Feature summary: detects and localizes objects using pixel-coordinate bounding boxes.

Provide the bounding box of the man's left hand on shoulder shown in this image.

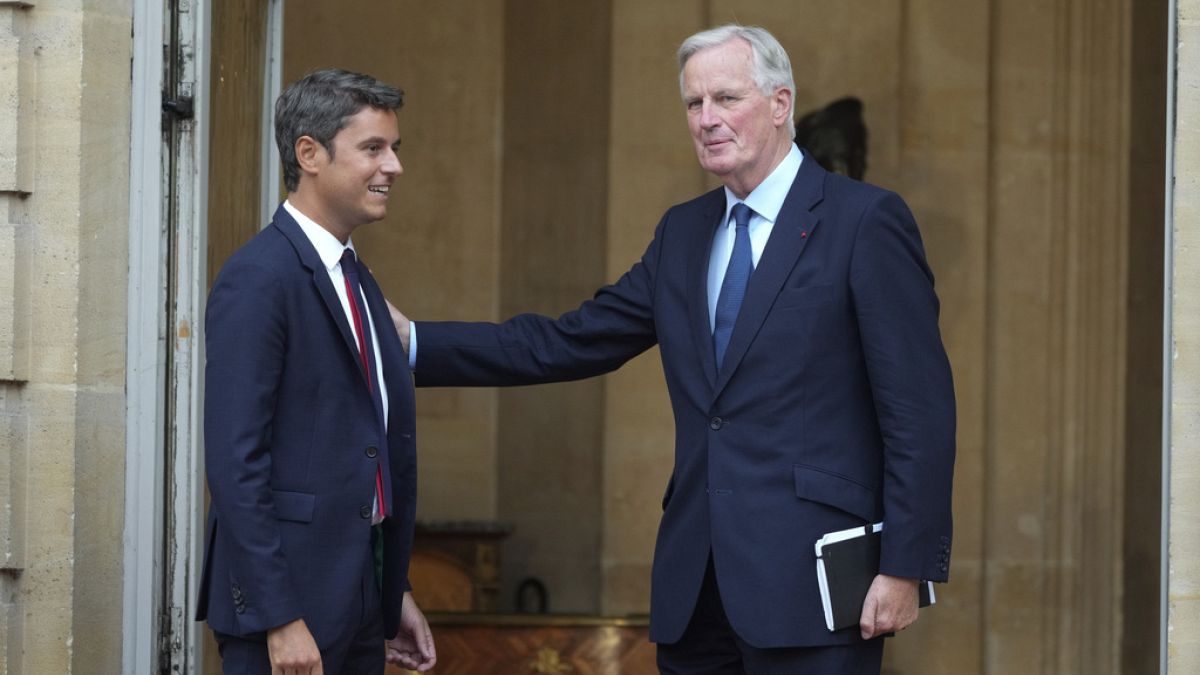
[859,574,920,640]
[386,592,437,672]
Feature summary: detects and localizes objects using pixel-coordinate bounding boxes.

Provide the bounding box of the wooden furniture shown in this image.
[400,522,654,673]
[388,613,655,675]
[408,520,513,613]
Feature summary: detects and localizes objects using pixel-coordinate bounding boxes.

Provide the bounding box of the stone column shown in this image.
[0,2,34,670]
[1169,2,1200,671]
[0,0,132,672]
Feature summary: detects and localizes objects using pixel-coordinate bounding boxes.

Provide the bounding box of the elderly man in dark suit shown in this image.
[393,24,955,675]
[198,68,436,675]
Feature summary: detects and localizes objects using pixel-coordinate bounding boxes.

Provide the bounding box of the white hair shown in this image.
[677,24,797,139]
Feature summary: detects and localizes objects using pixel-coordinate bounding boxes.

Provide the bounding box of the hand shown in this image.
[859,574,920,640]
[386,592,437,672]
[386,299,411,355]
[266,618,323,674]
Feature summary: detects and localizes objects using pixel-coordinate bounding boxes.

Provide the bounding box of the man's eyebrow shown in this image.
[358,135,395,147]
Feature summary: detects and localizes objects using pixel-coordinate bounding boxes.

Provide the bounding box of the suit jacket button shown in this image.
[709,416,723,430]
[360,505,372,519]
[366,446,378,458]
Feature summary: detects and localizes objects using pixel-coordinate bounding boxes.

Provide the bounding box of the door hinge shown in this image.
[162,93,194,120]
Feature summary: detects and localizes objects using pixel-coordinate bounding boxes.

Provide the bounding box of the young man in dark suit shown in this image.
[198,68,436,675]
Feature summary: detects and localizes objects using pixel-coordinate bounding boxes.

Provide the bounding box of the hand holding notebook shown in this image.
[814,522,935,632]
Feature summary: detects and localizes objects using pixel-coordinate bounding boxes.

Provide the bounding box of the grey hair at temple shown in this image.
[274,68,405,192]
[677,24,797,139]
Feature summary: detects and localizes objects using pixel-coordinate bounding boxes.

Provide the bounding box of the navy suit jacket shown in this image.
[196,205,418,647]
[415,158,955,648]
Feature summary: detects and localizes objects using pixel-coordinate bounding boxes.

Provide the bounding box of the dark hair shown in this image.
[274,68,404,191]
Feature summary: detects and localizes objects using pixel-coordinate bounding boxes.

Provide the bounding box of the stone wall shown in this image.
[0,0,132,672]
[1171,2,1200,672]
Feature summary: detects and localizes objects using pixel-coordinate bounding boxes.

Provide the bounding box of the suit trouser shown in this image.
[214,543,385,674]
[656,555,885,675]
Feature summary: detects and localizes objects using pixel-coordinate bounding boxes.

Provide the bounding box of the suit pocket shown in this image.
[272,490,315,523]
[774,283,834,310]
[793,464,878,522]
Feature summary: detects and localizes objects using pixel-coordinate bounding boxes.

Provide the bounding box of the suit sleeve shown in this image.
[414,217,668,385]
[203,258,302,632]
[849,192,956,582]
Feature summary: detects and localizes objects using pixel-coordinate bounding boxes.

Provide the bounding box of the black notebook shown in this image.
[814,522,935,631]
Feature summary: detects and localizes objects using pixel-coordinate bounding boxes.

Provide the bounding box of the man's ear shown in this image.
[295,135,326,177]
[772,87,794,130]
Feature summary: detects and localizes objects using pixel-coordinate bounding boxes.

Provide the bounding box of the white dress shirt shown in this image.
[285,200,390,422]
[706,145,804,330]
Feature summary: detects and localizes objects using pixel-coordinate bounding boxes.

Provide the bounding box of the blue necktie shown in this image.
[714,203,754,369]
[340,249,392,524]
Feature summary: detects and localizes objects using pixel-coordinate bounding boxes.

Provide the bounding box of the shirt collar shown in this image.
[722,144,804,226]
[283,200,356,272]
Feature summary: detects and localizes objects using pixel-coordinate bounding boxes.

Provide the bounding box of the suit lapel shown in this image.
[712,159,826,398]
[348,260,408,513]
[358,263,414,428]
[687,191,727,390]
[271,205,365,383]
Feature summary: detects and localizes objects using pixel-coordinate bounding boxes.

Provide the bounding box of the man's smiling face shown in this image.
[306,105,403,238]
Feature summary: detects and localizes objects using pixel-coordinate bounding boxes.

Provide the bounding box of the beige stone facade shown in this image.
[0,0,133,671]
[0,0,1196,672]
[1171,2,1200,672]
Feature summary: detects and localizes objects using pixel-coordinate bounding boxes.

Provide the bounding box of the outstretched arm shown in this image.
[406,215,674,388]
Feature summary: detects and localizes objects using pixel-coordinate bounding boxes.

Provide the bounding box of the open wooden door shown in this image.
[202,1,281,672]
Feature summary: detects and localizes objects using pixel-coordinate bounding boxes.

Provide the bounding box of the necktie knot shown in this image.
[341,248,357,269]
[731,203,753,230]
